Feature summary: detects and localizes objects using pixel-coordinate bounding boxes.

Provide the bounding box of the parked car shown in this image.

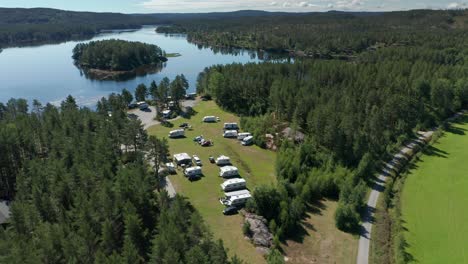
[201,140,213,147]
[179,123,189,128]
[194,135,204,143]
[209,156,215,163]
[193,155,202,166]
[223,206,239,215]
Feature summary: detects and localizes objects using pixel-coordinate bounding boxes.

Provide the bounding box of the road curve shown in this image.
[356,131,434,264]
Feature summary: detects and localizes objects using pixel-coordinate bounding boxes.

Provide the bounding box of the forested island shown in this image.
[72,39,167,80]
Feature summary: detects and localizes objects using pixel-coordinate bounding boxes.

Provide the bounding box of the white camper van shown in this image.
[215,155,231,166]
[224,193,252,207]
[203,116,217,123]
[237,132,252,140]
[219,166,239,178]
[184,166,202,179]
[168,129,185,138]
[220,178,246,192]
[223,130,238,138]
[223,123,239,130]
[242,136,254,146]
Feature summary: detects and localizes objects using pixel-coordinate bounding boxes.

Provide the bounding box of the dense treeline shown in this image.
[0,96,239,263]
[73,39,166,71]
[0,8,170,48]
[197,43,468,236]
[164,9,468,57]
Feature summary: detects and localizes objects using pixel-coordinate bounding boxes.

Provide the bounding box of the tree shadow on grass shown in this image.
[422,145,449,158]
[445,125,466,136]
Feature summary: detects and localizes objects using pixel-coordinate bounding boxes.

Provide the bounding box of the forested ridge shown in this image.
[0,96,240,263]
[72,40,167,72]
[196,35,468,238]
[162,9,468,57]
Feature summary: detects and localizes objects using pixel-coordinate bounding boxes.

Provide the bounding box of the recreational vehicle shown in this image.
[242,136,254,146]
[168,129,185,138]
[219,166,239,178]
[184,166,202,179]
[237,132,252,140]
[223,123,239,130]
[223,193,252,207]
[223,130,238,138]
[162,110,172,119]
[173,153,192,165]
[215,155,231,166]
[220,178,246,192]
[137,101,149,110]
[203,116,217,122]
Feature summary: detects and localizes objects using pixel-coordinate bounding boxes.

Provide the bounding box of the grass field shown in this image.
[147,100,277,264]
[401,115,468,264]
[282,199,358,264]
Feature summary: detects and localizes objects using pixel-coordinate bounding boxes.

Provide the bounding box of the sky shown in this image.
[0,0,467,13]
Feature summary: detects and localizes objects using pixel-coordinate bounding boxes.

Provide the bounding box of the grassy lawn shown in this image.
[282,199,358,264]
[147,100,276,264]
[401,115,468,264]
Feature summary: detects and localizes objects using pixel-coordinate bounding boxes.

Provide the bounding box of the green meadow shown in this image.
[401,115,468,264]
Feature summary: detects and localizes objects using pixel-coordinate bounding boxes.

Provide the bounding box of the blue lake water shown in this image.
[0,26,265,106]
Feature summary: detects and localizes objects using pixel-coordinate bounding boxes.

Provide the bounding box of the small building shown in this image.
[169,129,185,138]
[219,166,239,178]
[203,116,217,123]
[237,132,251,140]
[173,153,192,165]
[215,155,231,166]
[184,166,202,179]
[221,178,246,192]
[223,130,238,138]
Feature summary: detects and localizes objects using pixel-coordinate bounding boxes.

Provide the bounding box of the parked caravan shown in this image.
[215,155,231,166]
[223,189,251,200]
[184,166,202,179]
[220,178,246,192]
[173,153,192,165]
[137,101,149,110]
[203,116,217,123]
[162,110,172,119]
[242,136,254,146]
[219,166,239,178]
[223,130,238,138]
[168,129,185,138]
[223,123,239,130]
[237,132,252,140]
[224,193,252,207]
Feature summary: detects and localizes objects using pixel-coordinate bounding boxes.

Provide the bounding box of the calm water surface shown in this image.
[0,26,265,106]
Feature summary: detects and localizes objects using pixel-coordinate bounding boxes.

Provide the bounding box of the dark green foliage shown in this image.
[135,84,148,102]
[0,96,233,263]
[72,39,166,72]
[267,249,285,264]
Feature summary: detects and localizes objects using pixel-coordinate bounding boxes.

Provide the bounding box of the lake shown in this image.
[0,26,268,107]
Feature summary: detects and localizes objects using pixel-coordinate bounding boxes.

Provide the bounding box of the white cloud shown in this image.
[447,2,467,9]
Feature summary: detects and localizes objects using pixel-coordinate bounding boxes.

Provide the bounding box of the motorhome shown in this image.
[223,130,238,138]
[203,116,217,123]
[162,110,172,119]
[219,166,239,178]
[223,193,252,207]
[184,166,202,179]
[220,178,246,192]
[173,153,192,165]
[137,101,149,110]
[237,132,252,140]
[242,136,254,146]
[168,129,185,138]
[165,162,176,174]
[223,123,239,130]
[215,155,231,166]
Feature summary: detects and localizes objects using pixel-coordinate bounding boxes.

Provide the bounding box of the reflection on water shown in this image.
[0,26,287,107]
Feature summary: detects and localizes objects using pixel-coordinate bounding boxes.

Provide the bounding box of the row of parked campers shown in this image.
[169,129,185,138]
[220,189,252,207]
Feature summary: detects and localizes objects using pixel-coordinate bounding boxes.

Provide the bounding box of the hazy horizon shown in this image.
[0,0,466,14]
